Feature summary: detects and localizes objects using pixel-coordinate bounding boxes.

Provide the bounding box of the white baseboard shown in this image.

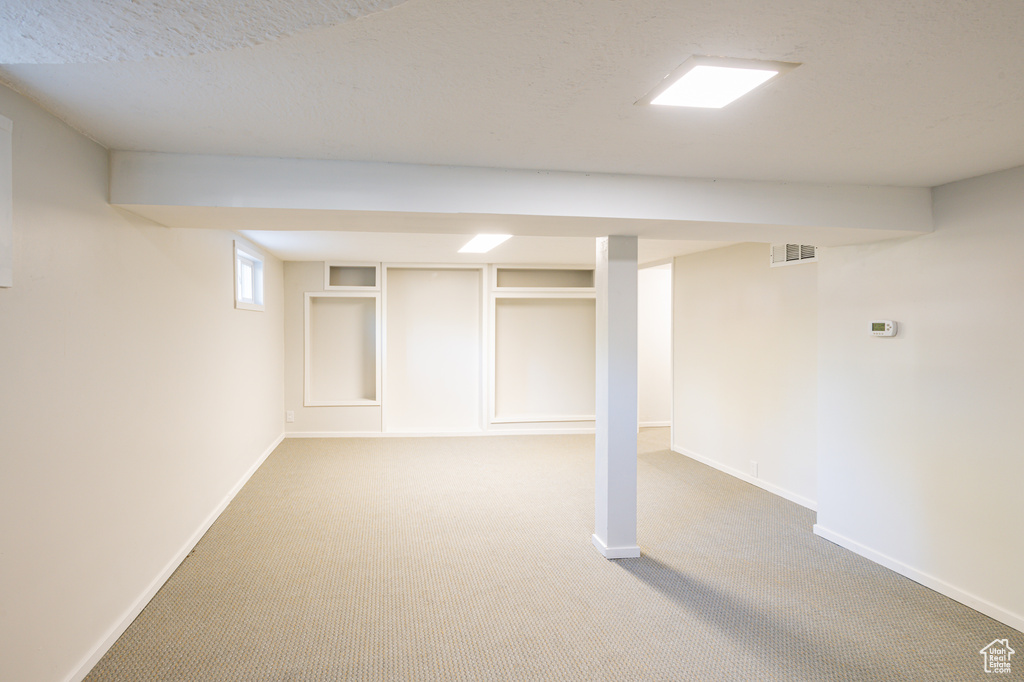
[670,444,817,511]
[287,427,596,438]
[483,427,596,436]
[591,534,641,559]
[639,421,671,428]
[490,414,595,424]
[813,524,1024,633]
[66,431,286,682]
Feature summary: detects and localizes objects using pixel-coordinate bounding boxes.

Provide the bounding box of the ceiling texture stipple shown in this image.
[0,0,410,63]
[1,0,1023,187]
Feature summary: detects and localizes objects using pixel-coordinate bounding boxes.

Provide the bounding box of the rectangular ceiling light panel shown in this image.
[459,234,512,253]
[638,56,799,109]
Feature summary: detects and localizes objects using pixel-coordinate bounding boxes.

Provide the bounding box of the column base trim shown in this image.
[592,534,641,559]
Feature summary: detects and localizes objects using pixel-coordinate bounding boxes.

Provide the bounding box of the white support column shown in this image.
[593,236,641,559]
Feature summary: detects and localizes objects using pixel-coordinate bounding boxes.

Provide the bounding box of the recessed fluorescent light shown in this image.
[637,56,799,109]
[653,65,777,108]
[459,234,512,253]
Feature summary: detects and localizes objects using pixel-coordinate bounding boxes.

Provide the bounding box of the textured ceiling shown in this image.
[2,0,1024,187]
[0,0,409,63]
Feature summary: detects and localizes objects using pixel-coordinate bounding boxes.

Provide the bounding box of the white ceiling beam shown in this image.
[110,151,932,239]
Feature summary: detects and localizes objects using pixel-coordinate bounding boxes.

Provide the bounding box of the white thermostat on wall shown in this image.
[870,320,898,337]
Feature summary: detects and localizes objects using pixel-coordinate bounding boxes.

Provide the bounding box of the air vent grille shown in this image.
[770,243,818,267]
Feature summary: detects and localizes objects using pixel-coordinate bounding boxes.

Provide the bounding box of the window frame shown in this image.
[234,241,265,312]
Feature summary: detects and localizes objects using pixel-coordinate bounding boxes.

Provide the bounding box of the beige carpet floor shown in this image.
[85,429,1019,680]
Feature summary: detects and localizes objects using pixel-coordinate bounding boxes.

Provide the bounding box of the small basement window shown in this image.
[234,242,264,311]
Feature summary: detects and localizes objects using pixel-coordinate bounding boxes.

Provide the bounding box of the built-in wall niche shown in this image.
[493,266,595,291]
[304,292,381,406]
[324,262,380,290]
[490,265,597,424]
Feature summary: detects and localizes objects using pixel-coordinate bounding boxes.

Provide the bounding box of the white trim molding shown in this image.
[491,263,596,293]
[323,261,380,291]
[303,291,382,407]
[233,240,265,311]
[489,276,597,429]
[491,414,596,424]
[286,426,597,438]
[591,534,641,560]
[380,263,487,434]
[67,432,286,682]
[813,525,1024,633]
[671,444,817,511]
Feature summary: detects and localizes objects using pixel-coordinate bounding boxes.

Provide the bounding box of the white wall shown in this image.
[385,267,482,432]
[0,85,285,682]
[287,260,597,435]
[284,261,382,433]
[638,264,672,426]
[0,112,11,286]
[672,243,817,508]
[816,165,1024,631]
[493,297,596,420]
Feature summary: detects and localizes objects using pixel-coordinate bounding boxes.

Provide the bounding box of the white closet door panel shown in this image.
[386,268,481,431]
